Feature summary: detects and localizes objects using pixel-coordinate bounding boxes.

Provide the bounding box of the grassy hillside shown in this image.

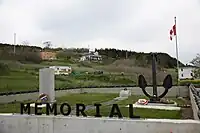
[0,59,178,93]
[0,43,179,93]
[0,43,184,68]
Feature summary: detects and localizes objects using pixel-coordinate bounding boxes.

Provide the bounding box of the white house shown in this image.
[178,67,195,80]
[80,56,86,61]
[80,51,102,62]
[49,66,72,75]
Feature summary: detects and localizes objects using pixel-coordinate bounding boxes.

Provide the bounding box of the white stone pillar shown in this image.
[39,68,55,103]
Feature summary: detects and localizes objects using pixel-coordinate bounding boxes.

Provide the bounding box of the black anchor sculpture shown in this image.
[138,53,173,102]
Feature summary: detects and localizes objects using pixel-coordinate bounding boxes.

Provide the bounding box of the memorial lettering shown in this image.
[109,104,122,118]
[94,103,102,117]
[46,103,57,115]
[76,103,87,117]
[20,103,140,118]
[60,103,71,116]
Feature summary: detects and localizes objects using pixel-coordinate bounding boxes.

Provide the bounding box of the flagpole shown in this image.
[174,16,180,96]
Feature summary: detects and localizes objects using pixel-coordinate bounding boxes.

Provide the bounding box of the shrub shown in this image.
[193,68,200,79]
[72,74,135,85]
[0,51,42,64]
[19,52,42,64]
[0,63,10,75]
[78,61,92,68]
[110,77,135,84]
[179,79,200,86]
[55,76,68,81]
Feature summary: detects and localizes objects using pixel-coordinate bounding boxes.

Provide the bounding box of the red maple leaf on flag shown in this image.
[169,25,176,40]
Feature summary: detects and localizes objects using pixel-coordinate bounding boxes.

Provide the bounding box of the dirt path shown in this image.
[70,97,127,115]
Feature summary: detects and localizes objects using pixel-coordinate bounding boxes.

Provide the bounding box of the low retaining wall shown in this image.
[80,86,188,97]
[0,86,189,103]
[189,84,200,120]
[0,114,200,133]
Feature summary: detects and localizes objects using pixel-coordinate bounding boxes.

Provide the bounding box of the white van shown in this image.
[49,66,72,75]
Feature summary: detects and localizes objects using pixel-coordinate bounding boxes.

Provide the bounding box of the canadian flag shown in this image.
[169,24,176,40]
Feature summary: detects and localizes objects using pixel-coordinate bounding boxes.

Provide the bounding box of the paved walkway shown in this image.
[125,104,181,110]
[70,97,128,115]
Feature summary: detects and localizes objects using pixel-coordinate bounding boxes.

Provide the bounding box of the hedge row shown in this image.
[179,79,200,86]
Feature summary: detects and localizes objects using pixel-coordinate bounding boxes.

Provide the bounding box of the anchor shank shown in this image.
[152,53,157,99]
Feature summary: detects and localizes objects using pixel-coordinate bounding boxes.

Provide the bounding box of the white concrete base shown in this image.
[125,104,181,110]
[29,103,54,108]
[30,103,47,108]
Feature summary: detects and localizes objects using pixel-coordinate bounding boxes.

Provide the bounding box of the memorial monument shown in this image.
[30,68,56,107]
[38,68,55,103]
[138,53,173,103]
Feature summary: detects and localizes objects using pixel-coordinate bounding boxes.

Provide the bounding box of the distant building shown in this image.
[40,51,57,60]
[49,66,72,75]
[178,66,196,80]
[80,51,102,62]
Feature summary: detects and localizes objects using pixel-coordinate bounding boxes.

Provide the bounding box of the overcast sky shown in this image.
[0,0,200,64]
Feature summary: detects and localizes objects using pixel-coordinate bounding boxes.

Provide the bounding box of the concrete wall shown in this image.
[0,114,200,133]
[0,86,189,103]
[80,86,189,97]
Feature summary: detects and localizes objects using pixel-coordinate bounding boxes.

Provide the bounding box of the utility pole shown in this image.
[13,33,16,54]
[126,51,128,59]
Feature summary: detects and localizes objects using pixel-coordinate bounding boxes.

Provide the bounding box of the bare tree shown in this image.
[190,54,200,78]
[43,41,52,48]
[190,54,200,67]
[21,40,30,46]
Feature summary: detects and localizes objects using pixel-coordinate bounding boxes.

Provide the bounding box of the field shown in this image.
[0,54,190,119]
[86,95,186,119]
[0,93,118,113]
[0,93,189,119]
[0,59,178,93]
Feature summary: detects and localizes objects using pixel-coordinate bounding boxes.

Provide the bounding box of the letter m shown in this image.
[20,103,31,114]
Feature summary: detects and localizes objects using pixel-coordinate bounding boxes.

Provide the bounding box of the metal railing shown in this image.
[189,84,200,120]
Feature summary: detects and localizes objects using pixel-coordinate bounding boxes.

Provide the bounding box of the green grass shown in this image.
[0,76,38,92]
[56,93,118,105]
[41,60,72,66]
[0,75,116,93]
[86,106,181,119]
[116,95,187,106]
[0,94,184,119]
[0,59,178,93]
[85,95,185,119]
[0,93,118,113]
[0,69,134,93]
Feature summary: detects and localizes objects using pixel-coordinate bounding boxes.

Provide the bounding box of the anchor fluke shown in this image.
[138,75,147,89]
[163,74,173,89]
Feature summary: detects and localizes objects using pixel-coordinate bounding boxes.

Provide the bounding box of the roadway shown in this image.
[0,86,188,103]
